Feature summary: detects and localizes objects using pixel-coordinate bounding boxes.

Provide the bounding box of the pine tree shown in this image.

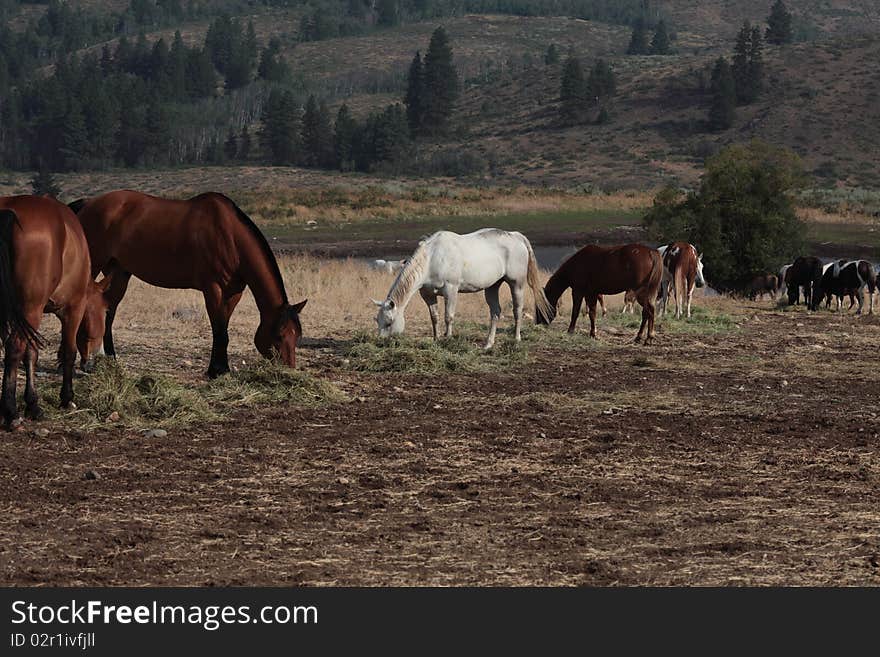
[627,18,649,55]
[60,100,88,171]
[650,19,670,55]
[143,99,170,166]
[559,54,586,124]
[258,38,289,82]
[748,24,765,100]
[708,57,736,131]
[766,0,794,45]
[186,48,217,99]
[404,51,425,135]
[168,31,188,100]
[224,128,238,161]
[732,22,755,104]
[586,59,616,101]
[544,43,560,65]
[239,125,251,160]
[301,95,333,168]
[260,88,300,165]
[373,103,410,163]
[377,0,399,27]
[84,87,117,166]
[422,27,459,135]
[30,161,62,198]
[334,103,357,171]
[245,20,258,63]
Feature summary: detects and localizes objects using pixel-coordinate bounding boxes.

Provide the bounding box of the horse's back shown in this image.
[564,243,659,295]
[429,229,528,290]
[77,190,239,287]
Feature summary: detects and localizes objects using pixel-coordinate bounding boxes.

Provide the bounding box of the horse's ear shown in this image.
[370,298,384,307]
[387,299,395,309]
[290,299,307,315]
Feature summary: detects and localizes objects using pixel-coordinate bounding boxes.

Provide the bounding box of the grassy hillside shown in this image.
[4,2,880,192]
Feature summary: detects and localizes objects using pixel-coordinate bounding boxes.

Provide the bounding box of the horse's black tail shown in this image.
[0,210,44,350]
[67,198,87,214]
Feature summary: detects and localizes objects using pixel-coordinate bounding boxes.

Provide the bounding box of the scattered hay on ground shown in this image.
[344,329,528,374]
[40,358,343,431]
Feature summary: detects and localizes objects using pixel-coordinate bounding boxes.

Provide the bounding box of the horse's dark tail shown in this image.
[67,198,87,214]
[0,210,44,349]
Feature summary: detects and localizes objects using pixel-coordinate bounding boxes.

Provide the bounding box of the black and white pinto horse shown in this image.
[818,259,875,314]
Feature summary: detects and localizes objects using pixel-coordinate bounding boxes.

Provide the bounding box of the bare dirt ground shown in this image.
[0,265,879,586]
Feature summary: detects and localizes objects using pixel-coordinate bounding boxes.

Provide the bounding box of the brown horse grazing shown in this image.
[536,244,663,344]
[69,191,307,377]
[0,196,110,428]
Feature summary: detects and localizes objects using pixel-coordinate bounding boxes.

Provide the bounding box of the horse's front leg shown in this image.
[568,290,584,334]
[101,266,132,358]
[419,288,439,340]
[203,285,243,378]
[686,282,694,319]
[59,306,79,409]
[483,283,502,349]
[442,285,459,338]
[586,295,598,339]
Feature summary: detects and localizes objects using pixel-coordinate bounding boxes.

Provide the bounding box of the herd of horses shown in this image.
[0,191,306,429]
[0,188,864,432]
[752,256,878,314]
[374,234,705,348]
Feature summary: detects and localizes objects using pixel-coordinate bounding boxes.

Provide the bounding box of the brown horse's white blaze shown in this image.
[0,196,110,429]
[537,243,663,344]
[659,242,705,319]
[70,191,307,378]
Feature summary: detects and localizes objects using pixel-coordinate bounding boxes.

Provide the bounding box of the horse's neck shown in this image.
[240,241,288,319]
[388,260,427,311]
[545,269,570,306]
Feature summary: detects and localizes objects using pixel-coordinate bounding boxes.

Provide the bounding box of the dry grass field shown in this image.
[1,256,879,585]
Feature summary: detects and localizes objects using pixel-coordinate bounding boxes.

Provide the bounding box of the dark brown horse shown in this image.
[536,243,663,344]
[69,191,307,377]
[0,196,109,428]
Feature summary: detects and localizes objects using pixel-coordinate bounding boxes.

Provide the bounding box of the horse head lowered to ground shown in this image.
[373,228,551,350]
[536,243,662,344]
[69,190,307,377]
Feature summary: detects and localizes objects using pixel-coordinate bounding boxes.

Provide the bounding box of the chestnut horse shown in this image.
[0,196,109,428]
[69,191,307,377]
[536,243,663,344]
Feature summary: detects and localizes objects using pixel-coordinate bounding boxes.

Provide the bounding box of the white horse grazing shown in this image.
[372,229,552,349]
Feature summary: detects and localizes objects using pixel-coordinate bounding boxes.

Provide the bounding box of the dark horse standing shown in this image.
[785,256,823,310]
[0,196,109,428]
[70,191,307,377]
[536,243,663,344]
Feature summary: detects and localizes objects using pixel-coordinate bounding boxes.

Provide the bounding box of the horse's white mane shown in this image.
[387,237,432,306]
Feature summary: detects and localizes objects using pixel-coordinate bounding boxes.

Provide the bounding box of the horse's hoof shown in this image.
[206,367,230,379]
[25,405,44,421]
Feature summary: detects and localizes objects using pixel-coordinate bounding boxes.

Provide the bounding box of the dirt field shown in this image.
[0,258,878,586]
